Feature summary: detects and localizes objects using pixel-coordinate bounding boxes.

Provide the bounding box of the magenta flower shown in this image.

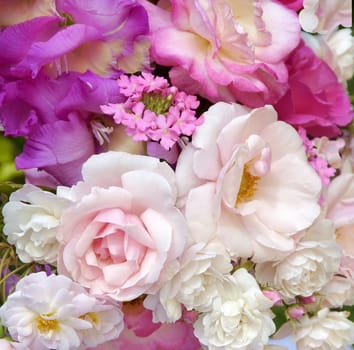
[138,0,301,107]
[0,71,123,186]
[275,41,353,138]
[0,0,149,79]
[91,299,201,350]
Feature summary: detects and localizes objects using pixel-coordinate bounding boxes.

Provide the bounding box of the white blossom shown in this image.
[294,308,354,349]
[193,268,275,350]
[144,240,232,322]
[256,218,341,299]
[0,272,124,350]
[2,184,70,264]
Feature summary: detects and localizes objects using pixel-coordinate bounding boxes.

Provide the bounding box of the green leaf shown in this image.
[272,305,289,332]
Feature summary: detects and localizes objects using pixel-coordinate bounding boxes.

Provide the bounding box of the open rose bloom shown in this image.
[0,0,354,349]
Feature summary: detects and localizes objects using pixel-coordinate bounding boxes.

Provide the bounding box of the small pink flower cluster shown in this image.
[298,127,336,186]
[101,72,202,150]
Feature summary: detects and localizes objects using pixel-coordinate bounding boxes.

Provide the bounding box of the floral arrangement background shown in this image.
[0,0,353,349]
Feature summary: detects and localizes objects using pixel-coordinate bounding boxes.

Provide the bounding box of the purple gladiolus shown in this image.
[0,0,150,79]
[0,71,123,186]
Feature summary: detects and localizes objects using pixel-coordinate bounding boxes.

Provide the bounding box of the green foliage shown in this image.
[0,134,24,183]
[272,305,289,332]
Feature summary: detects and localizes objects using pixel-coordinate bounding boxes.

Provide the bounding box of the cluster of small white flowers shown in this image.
[255,218,341,299]
[194,269,275,350]
[2,184,71,264]
[144,240,232,322]
[294,308,354,349]
[0,272,124,350]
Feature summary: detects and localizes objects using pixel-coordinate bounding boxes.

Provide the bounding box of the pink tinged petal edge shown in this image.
[80,151,176,194]
[256,0,301,63]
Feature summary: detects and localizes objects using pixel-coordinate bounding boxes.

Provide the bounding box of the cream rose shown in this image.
[193,268,275,350]
[2,184,70,264]
[256,218,340,299]
[57,151,187,301]
[294,308,354,350]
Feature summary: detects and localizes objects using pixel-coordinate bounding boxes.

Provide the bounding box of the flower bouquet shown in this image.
[0,0,354,349]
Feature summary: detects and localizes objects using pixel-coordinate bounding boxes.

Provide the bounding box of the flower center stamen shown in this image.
[141,92,173,115]
[36,317,60,333]
[80,312,99,325]
[235,163,260,207]
[59,12,74,27]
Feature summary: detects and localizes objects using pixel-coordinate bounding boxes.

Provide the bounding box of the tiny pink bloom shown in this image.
[263,290,283,306]
[287,305,306,320]
[298,295,316,304]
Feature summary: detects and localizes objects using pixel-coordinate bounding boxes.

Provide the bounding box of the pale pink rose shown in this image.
[0,339,16,350]
[275,41,353,138]
[299,0,352,34]
[325,173,354,279]
[176,102,321,262]
[88,299,201,350]
[138,0,300,107]
[57,151,187,301]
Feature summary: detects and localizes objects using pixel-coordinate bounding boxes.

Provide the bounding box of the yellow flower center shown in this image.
[36,317,60,334]
[235,162,260,207]
[80,312,99,325]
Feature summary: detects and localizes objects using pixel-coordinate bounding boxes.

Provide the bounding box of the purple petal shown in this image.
[0,16,61,77]
[56,0,148,37]
[16,113,95,185]
[56,71,123,116]
[13,24,103,78]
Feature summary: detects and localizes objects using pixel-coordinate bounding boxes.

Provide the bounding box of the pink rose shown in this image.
[57,151,187,301]
[275,41,353,138]
[139,0,300,107]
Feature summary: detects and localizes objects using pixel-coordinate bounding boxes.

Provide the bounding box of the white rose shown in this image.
[2,184,70,264]
[194,268,275,350]
[0,272,124,350]
[256,218,341,299]
[294,308,354,349]
[144,240,232,322]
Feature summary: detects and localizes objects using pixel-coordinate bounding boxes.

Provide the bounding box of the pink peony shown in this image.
[87,298,201,350]
[118,299,200,350]
[57,151,187,301]
[176,102,321,262]
[275,41,353,138]
[277,0,303,11]
[138,0,300,107]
